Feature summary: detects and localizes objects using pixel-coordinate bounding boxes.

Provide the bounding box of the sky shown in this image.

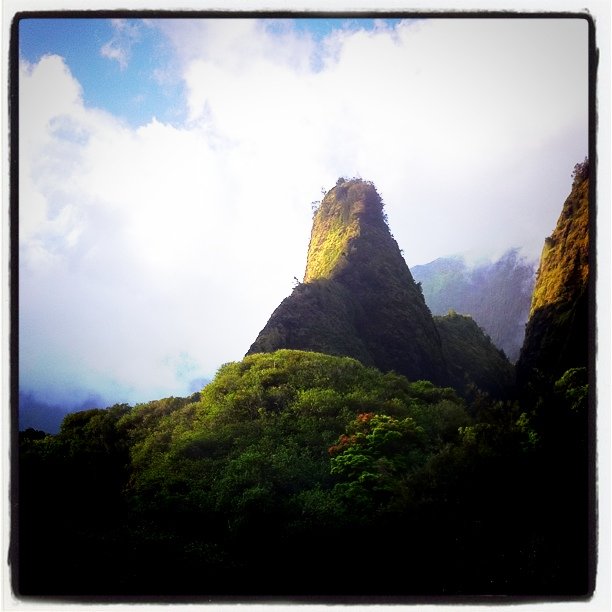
[17,16,590,431]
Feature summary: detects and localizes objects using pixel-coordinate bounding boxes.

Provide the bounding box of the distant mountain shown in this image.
[248,178,512,396]
[20,378,211,434]
[411,250,536,362]
[19,391,103,434]
[516,159,590,388]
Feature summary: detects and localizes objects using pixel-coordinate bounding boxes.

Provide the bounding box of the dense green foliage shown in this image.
[411,249,535,362]
[17,349,591,598]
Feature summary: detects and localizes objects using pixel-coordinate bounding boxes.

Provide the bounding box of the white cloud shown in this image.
[19,17,589,412]
[100,41,128,70]
[167,17,587,263]
[100,18,143,70]
[19,52,318,408]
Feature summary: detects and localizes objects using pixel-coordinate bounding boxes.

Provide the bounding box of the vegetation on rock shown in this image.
[304,178,385,282]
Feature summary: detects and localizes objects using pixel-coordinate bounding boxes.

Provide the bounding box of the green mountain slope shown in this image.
[436,311,515,398]
[511,160,592,599]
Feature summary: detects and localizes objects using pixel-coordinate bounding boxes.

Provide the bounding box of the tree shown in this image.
[329,412,427,510]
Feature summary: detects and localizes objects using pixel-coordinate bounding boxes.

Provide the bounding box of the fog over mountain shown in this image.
[411,249,537,362]
[17,17,588,430]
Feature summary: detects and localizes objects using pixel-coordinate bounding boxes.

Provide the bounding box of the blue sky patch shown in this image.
[19,18,187,127]
[19,17,403,126]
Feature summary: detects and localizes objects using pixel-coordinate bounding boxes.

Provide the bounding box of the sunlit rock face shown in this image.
[516,162,590,388]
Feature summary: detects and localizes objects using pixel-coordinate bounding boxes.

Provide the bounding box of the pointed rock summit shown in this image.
[303,177,388,282]
[248,178,449,384]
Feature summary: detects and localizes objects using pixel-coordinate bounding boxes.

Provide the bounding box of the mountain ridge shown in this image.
[249,178,512,395]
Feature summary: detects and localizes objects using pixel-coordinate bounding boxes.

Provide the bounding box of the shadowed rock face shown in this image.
[248,178,513,392]
[516,163,590,388]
